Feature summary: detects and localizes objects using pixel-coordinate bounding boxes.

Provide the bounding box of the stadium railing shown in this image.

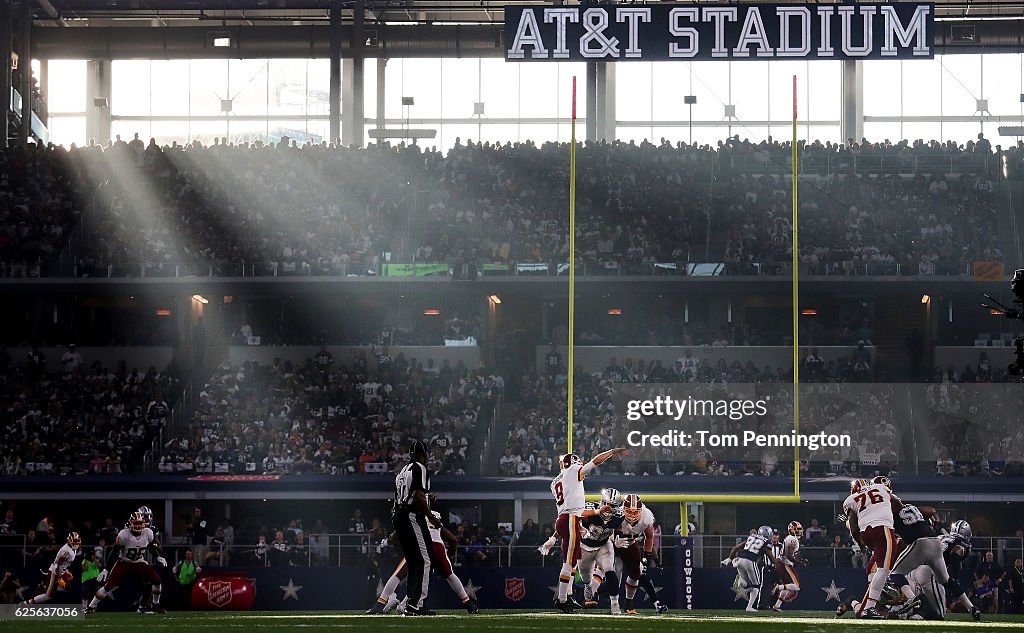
[2,533,1020,571]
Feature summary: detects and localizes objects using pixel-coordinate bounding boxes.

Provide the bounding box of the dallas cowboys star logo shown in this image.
[821,580,845,603]
[280,578,303,601]
[462,578,481,601]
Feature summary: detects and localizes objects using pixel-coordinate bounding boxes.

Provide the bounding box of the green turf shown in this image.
[4,610,1024,632]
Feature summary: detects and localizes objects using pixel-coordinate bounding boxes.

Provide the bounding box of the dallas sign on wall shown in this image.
[505,3,933,61]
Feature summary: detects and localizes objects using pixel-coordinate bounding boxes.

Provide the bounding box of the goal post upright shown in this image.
[567,75,578,455]
[582,76,801,508]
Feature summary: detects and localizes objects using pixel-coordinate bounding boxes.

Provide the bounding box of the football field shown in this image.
[5,610,1024,632]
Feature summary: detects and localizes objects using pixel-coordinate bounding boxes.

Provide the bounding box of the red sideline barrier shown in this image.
[191,572,255,610]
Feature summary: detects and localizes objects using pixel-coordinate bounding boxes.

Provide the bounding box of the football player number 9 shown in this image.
[853,489,885,510]
[554,482,565,506]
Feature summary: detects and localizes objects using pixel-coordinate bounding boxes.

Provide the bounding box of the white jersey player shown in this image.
[87,512,166,614]
[614,493,658,614]
[22,532,81,605]
[772,521,804,610]
[550,447,629,613]
[842,476,901,618]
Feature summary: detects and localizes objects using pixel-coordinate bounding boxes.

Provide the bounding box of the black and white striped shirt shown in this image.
[394,461,430,510]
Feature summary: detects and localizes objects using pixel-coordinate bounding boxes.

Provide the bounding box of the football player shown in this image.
[770,521,804,611]
[367,495,479,615]
[21,532,81,605]
[722,525,774,612]
[130,505,161,613]
[86,511,166,614]
[842,476,901,618]
[579,488,625,614]
[550,448,628,613]
[885,501,950,618]
[941,520,982,621]
[613,493,659,614]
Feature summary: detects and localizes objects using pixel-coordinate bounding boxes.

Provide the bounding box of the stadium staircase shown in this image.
[477,395,509,476]
[873,295,924,381]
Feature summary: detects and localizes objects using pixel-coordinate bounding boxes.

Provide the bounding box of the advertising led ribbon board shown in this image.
[505,3,934,61]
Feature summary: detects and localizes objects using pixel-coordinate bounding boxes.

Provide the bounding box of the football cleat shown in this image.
[84,606,97,615]
[150,607,166,614]
[555,599,576,614]
[836,602,851,618]
[655,602,668,615]
[464,598,479,614]
[971,606,982,621]
[859,607,886,619]
[366,601,386,614]
[403,606,436,616]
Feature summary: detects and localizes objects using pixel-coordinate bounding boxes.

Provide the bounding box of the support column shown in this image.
[348,0,365,147]
[601,62,616,141]
[585,61,597,141]
[328,2,341,144]
[0,0,11,149]
[17,0,28,145]
[85,59,111,145]
[841,59,863,144]
[375,57,386,135]
[513,496,523,531]
[163,499,173,540]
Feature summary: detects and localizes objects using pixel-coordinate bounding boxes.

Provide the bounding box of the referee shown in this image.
[393,440,442,616]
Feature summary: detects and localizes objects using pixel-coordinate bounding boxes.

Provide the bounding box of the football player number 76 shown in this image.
[854,489,885,510]
[554,481,564,505]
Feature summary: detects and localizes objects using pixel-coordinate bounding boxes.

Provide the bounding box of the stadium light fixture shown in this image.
[212,36,232,48]
[487,294,501,305]
[192,294,209,305]
[423,309,440,315]
[800,309,817,315]
[921,294,931,304]
[607,308,622,315]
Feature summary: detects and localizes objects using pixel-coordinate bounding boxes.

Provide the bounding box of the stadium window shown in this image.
[983,54,1023,117]
[940,54,982,118]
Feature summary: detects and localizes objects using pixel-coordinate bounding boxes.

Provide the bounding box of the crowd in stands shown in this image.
[0,134,1014,278]
[158,352,502,476]
[501,350,1023,478]
[926,382,1024,477]
[0,347,179,476]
